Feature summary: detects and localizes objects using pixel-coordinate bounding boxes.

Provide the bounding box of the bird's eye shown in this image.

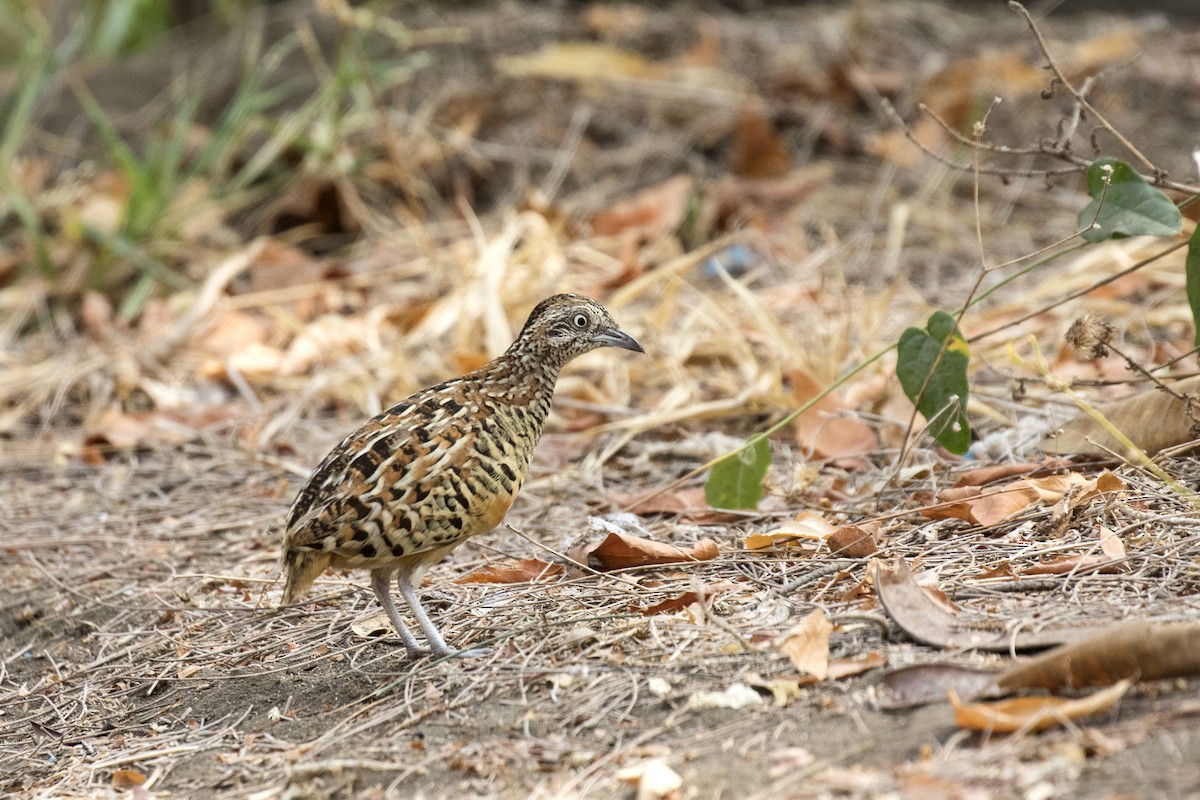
[573,313,588,328]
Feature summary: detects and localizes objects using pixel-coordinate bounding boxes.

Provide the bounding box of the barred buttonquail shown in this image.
[281,294,643,658]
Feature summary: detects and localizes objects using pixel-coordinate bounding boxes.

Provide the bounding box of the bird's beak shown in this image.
[592,327,644,353]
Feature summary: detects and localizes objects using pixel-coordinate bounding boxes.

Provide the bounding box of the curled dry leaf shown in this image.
[779,609,832,680]
[873,558,1098,652]
[1021,554,1125,577]
[635,582,743,616]
[949,679,1131,733]
[350,611,394,639]
[456,558,564,584]
[744,512,835,550]
[952,462,1048,487]
[999,621,1200,691]
[570,532,719,571]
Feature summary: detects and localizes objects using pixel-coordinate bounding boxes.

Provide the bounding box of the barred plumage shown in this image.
[280,294,643,658]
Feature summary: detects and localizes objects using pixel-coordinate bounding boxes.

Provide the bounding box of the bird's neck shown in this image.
[477,347,564,408]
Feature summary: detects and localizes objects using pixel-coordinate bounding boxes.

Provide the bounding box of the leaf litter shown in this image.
[4,2,1200,799]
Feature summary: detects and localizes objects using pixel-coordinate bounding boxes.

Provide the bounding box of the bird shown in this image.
[280,294,643,658]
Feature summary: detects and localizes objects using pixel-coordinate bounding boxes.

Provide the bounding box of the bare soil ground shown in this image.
[5,1,1200,798]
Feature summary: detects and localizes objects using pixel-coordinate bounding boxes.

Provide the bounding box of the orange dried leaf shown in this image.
[949,680,1131,733]
[926,481,1040,526]
[744,512,836,551]
[952,462,1043,487]
[1021,554,1124,576]
[731,108,792,179]
[456,558,564,584]
[111,769,147,789]
[827,523,879,557]
[578,532,719,571]
[590,174,693,240]
[779,609,831,679]
[789,369,877,461]
[637,582,742,616]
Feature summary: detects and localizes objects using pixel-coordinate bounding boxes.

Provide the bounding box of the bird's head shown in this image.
[511,293,643,367]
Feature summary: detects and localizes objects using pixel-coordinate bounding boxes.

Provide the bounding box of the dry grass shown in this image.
[5,1,1200,797]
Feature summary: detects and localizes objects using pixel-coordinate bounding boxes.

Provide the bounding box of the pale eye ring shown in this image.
[572,313,588,328]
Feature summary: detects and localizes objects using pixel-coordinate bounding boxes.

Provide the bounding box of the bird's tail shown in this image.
[281,548,332,606]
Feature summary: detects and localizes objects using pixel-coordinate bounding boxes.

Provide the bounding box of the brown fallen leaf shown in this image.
[779,609,831,680]
[731,107,792,179]
[1039,374,1200,457]
[877,663,1002,710]
[590,174,693,240]
[635,582,742,616]
[82,405,240,462]
[456,558,564,584]
[744,512,835,550]
[1020,554,1125,577]
[925,481,1040,526]
[789,369,877,463]
[873,558,1099,652]
[613,486,743,523]
[570,532,719,571]
[828,522,879,557]
[999,621,1200,692]
[949,679,1131,733]
[952,461,1046,487]
[112,769,148,789]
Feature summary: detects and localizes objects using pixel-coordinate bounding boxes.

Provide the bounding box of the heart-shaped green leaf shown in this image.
[705,435,771,510]
[1187,225,1200,347]
[1078,157,1181,243]
[897,311,971,455]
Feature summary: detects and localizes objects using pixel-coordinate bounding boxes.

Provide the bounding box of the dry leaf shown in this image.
[744,512,835,550]
[952,462,1047,487]
[571,532,719,571]
[350,611,393,639]
[635,582,742,616]
[789,369,877,462]
[949,680,1131,733]
[456,558,564,584]
[731,108,792,179]
[613,486,741,522]
[828,522,879,557]
[615,759,683,800]
[112,769,148,789]
[999,621,1200,691]
[873,558,1099,652]
[497,42,660,82]
[1021,554,1125,576]
[82,405,238,461]
[591,174,693,240]
[1039,375,1200,456]
[878,663,1002,710]
[779,609,831,679]
[926,481,1040,527]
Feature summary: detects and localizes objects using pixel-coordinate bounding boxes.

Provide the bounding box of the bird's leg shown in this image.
[396,571,491,658]
[369,569,428,658]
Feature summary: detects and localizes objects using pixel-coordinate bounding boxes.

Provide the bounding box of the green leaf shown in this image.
[705,435,771,510]
[1078,157,1181,243]
[1188,225,1200,347]
[897,311,971,455]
